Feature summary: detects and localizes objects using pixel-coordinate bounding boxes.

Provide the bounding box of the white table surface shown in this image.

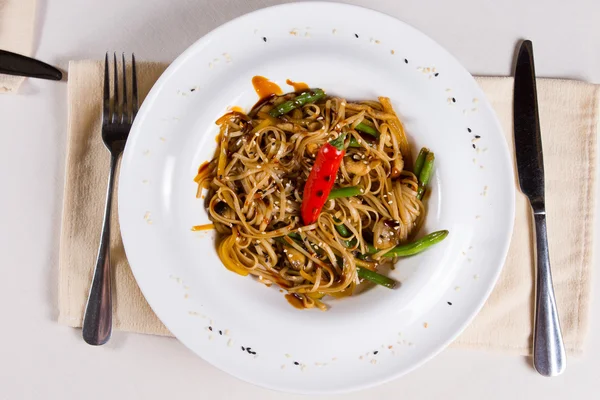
[1,0,599,398]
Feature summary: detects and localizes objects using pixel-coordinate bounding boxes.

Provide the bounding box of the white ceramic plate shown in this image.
[119,2,514,394]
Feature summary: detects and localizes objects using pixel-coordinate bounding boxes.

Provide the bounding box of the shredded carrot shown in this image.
[191,223,215,231]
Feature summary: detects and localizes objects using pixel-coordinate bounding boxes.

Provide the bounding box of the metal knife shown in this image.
[0,49,62,80]
[513,40,566,377]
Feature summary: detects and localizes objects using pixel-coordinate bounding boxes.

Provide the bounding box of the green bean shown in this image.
[349,136,375,148]
[268,89,326,117]
[355,122,379,138]
[287,232,303,241]
[413,147,429,177]
[328,186,362,199]
[382,230,448,257]
[417,152,435,200]
[349,137,361,148]
[333,219,352,238]
[356,267,397,289]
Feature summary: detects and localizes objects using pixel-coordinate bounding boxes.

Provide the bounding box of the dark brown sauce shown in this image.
[285,293,306,309]
[252,76,282,100]
[286,79,309,91]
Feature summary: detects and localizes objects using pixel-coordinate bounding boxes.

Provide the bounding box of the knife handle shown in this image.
[532,210,566,376]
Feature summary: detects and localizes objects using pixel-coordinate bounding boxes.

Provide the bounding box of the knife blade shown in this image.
[513,40,566,377]
[0,49,62,81]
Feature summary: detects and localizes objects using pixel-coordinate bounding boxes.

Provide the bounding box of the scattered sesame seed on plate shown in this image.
[423,322,429,328]
[371,359,377,365]
[227,339,234,347]
[390,49,395,55]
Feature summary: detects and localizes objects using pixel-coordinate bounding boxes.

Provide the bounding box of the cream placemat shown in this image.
[0,0,37,93]
[58,60,598,355]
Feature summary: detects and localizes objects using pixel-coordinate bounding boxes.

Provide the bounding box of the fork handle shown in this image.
[82,154,119,345]
[532,210,566,376]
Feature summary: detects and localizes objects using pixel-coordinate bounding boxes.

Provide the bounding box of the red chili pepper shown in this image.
[301,133,346,225]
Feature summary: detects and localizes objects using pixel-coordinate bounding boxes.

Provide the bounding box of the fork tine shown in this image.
[112,52,119,124]
[103,53,110,124]
[132,53,139,121]
[121,53,128,124]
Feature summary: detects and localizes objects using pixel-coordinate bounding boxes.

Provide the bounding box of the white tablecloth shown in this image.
[0,0,598,399]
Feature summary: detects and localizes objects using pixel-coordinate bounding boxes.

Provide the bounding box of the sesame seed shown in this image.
[452,98,456,103]
[294,361,299,365]
[241,346,245,351]
[447,301,453,305]
[262,37,267,42]
[285,354,292,358]
[373,351,378,355]
[219,330,222,335]
[227,339,234,347]
[434,73,439,77]
[371,359,377,365]
[475,135,481,139]
[354,33,359,38]
[467,127,472,132]
[423,322,428,328]
[472,144,476,149]
[208,326,212,331]
[391,49,395,55]
[404,58,408,64]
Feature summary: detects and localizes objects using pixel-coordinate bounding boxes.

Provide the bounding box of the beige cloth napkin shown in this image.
[58,60,598,355]
[0,0,37,93]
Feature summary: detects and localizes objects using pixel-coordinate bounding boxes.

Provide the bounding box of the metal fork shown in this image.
[82,53,138,345]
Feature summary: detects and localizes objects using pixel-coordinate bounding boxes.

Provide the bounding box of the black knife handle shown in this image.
[0,49,62,81]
